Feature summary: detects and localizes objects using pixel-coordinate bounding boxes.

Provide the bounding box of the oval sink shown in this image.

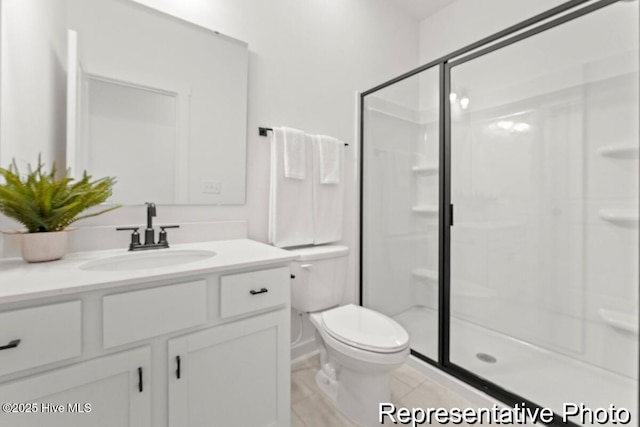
[80,249,216,272]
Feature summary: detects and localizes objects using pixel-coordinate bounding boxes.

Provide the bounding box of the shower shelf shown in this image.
[412,268,438,281]
[412,205,438,215]
[597,144,639,159]
[599,309,639,335]
[598,209,639,227]
[412,165,439,175]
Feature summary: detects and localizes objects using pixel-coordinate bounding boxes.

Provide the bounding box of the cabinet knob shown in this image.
[249,288,269,295]
[0,339,20,351]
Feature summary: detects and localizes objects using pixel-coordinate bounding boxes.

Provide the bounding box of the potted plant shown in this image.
[0,157,120,262]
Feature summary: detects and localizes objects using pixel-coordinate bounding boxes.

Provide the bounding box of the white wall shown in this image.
[419,0,566,63]
[0,0,67,170]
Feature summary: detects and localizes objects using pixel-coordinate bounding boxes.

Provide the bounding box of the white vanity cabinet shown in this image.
[0,301,82,377]
[168,310,290,427]
[168,266,291,427]
[0,242,294,427]
[0,347,151,427]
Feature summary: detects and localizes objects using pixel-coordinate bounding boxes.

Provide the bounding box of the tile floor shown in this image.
[291,354,475,427]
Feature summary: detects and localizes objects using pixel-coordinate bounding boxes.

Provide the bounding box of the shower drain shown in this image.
[476,353,497,364]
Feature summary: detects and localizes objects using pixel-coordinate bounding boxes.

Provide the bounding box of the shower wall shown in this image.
[583,72,638,375]
[363,84,422,316]
[450,75,638,378]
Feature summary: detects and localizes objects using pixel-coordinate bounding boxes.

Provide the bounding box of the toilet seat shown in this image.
[319,304,409,353]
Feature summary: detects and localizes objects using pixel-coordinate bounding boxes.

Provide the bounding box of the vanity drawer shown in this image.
[103,280,206,348]
[0,301,82,377]
[220,267,289,318]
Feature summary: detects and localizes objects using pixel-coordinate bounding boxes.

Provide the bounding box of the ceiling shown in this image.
[389,0,457,20]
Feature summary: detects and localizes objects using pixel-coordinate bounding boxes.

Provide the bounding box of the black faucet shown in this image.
[145,202,157,246]
[116,202,180,251]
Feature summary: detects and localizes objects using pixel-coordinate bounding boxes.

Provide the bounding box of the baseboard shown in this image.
[291,338,317,363]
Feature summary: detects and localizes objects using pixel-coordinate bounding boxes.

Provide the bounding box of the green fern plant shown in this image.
[0,157,121,233]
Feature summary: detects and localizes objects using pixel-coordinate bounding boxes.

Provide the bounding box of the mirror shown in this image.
[1,0,248,205]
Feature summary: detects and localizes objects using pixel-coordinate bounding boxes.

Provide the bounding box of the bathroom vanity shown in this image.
[0,239,296,426]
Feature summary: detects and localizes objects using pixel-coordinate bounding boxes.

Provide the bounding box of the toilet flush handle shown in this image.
[300,263,313,270]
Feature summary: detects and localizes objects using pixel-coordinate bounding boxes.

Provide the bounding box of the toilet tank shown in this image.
[288,245,349,313]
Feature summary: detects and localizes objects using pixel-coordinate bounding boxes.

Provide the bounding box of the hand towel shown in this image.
[316,135,343,184]
[282,127,306,179]
[312,135,345,244]
[269,127,314,248]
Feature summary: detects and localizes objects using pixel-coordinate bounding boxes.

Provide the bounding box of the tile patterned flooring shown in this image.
[291,354,475,427]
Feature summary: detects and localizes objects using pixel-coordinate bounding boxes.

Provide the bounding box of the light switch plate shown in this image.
[202,180,222,194]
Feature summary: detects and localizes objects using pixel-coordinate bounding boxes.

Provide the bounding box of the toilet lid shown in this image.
[320,305,409,353]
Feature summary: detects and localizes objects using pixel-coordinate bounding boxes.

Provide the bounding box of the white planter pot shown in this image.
[21,231,69,263]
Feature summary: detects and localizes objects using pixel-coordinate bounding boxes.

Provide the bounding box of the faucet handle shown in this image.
[116,227,141,250]
[158,225,180,245]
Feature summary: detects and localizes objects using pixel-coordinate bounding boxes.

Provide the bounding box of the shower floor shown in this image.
[393,306,638,426]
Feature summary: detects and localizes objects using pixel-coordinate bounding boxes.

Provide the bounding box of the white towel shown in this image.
[269,128,314,248]
[282,127,306,179]
[316,135,343,184]
[312,135,345,244]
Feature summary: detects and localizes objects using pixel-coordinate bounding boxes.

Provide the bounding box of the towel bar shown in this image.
[258,127,349,146]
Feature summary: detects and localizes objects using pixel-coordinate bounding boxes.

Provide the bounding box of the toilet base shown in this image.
[315,361,339,402]
[315,364,393,427]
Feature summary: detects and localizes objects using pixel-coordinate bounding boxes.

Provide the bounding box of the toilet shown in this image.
[289,245,410,427]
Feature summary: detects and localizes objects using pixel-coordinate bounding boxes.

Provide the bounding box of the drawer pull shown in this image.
[138,367,143,393]
[249,288,269,295]
[0,339,21,351]
[176,356,181,379]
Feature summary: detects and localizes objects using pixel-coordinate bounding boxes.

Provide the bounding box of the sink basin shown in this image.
[80,249,216,272]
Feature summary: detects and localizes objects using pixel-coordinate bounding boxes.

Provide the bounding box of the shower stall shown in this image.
[361,0,638,424]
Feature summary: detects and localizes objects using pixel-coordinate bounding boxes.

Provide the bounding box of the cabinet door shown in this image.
[169,310,290,427]
[0,347,151,427]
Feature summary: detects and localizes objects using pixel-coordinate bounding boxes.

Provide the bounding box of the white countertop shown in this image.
[0,239,297,304]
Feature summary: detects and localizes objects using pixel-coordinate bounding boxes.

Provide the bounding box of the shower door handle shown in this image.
[450,204,454,226]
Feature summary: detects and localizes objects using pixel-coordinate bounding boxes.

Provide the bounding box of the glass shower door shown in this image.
[362,67,440,360]
[448,1,638,422]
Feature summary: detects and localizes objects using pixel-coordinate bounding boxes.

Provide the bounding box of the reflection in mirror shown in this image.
[85,77,181,204]
[1,0,249,205]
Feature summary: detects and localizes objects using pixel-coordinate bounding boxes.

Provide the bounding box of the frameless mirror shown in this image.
[1,0,248,205]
